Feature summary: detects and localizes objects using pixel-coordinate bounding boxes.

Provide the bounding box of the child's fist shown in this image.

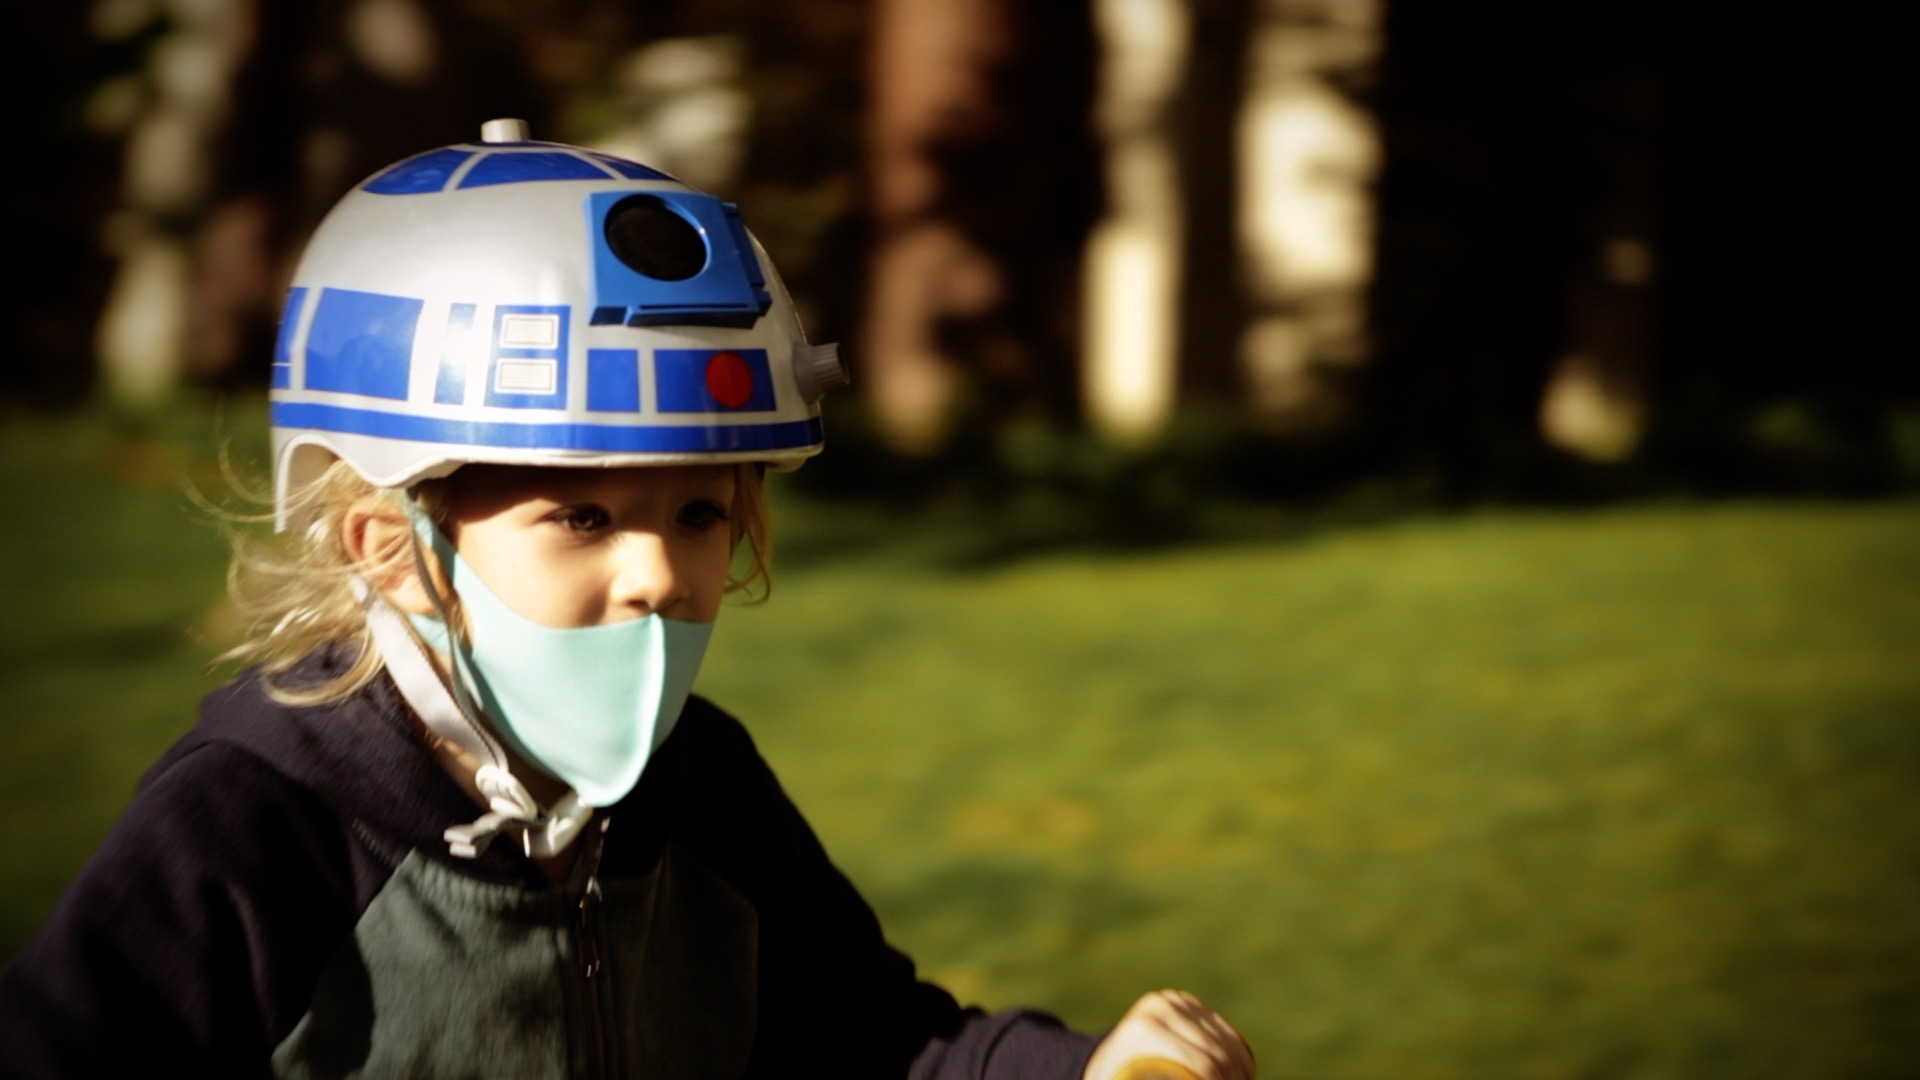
[1083,989,1255,1080]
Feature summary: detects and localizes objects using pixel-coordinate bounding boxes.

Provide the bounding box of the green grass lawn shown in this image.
[3,403,1917,1078]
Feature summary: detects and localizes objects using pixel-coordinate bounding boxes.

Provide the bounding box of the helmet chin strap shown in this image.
[352,529,592,860]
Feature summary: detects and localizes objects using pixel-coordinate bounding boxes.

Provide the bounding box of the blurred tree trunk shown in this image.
[91,0,545,404]
[1233,0,1381,440]
[91,0,255,403]
[1091,0,1379,444]
[1082,0,1189,443]
[1173,0,1255,405]
[865,0,1097,455]
[864,0,1010,453]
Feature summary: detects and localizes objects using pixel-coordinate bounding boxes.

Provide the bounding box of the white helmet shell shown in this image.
[270,119,848,530]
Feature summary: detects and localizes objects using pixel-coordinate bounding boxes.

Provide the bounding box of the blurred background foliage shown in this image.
[13,0,1910,496]
[3,1,1915,1077]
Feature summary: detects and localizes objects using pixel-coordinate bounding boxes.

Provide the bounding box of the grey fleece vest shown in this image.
[273,843,756,1079]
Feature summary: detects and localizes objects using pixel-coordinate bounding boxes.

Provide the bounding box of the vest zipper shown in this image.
[574,817,612,1080]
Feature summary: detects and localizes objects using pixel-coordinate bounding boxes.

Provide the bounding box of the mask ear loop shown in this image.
[401,501,498,757]
[353,495,591,859]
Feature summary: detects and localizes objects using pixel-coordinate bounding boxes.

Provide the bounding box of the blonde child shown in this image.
[0,121,1253,1079]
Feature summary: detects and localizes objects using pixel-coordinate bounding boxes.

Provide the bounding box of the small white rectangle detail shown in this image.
[495,359,558,394]
[499,314,560,349]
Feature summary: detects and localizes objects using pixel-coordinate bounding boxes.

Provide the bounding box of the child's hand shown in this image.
[1082,989,1255,1080]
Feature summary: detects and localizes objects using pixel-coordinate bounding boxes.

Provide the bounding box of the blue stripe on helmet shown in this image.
[363,148,476,195]
[460,151,616,188]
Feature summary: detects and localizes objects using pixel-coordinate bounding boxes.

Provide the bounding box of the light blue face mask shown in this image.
[407,513,714,808]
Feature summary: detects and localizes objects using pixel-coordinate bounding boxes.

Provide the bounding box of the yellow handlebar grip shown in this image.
[1112,1057,1201,1080]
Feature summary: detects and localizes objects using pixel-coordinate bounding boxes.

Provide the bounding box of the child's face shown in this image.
[440,464,738,628]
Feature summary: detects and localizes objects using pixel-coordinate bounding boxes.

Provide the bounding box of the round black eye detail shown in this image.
[604,195,707,280]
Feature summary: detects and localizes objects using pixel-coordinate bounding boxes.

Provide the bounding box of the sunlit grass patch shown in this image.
[705,498,1920,1079]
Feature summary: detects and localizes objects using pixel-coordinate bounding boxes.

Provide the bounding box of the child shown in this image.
[0,121,1253,1079]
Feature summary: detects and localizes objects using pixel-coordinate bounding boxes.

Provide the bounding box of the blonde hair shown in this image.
[217,458,773,705]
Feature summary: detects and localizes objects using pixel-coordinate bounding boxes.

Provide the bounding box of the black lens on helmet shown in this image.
[604,195,707,281]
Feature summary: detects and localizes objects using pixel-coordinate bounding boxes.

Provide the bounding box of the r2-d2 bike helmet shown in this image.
[268,120,851,859]
[270,117,849,530]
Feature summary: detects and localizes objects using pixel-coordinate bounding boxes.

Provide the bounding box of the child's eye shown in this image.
[551,505,612,533]
[678,500,731,532]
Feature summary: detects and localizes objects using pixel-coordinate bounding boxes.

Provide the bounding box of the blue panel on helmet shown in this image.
[434,303,477,404]
[460,151,615,188]
[586,152,675,182]
[585,192,774,329]
[656,349,777,413]
[273,401,823,454]
[305,289,422,401]
[484,305,569,409]
[363,148,475,195]
[273,287,308,389]
[587,349,642,412]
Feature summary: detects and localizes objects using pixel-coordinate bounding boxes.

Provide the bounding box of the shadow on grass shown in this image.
[768,464,1449,578]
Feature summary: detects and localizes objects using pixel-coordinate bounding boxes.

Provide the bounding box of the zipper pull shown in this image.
[574,815,612,980]
[577,875,603,979]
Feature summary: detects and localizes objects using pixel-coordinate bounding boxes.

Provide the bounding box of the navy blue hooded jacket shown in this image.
[0,652,1096,1078]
